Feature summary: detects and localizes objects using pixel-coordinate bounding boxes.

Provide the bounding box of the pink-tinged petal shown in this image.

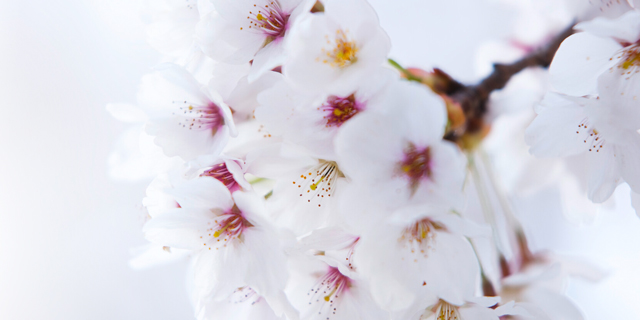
[368,276,416,312]
[143,208,215,250]
[194,247,248,299]
[576,10,640,44]
[227,71,282,118]
[522,287,584,320]
[249,40,286,82]
[525,93,590,157]
[586,146,621,202]
[245,143,318,179]
[617,137,640,193]
[549,32,620,96]
[324,0,379,31]
[241,228,289,297]
[169,177,234,209]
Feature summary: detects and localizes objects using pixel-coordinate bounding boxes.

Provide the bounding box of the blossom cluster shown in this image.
[526,6,640,209]
[107,0,640,319]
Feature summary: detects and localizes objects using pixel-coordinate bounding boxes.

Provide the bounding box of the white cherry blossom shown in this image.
[255,68,393,159]
[198,0,314,81]
[286,257,387,320]
[283,0,391,95]
[355,206,489,311]
[550,10,640,96]
[246,143,348,235]
[335,79,466,210]
[138,63,237,160]
[525,72,640,202]
[142,177,292,316]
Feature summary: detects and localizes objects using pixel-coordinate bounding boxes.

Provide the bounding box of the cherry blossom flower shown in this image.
[142,177,292,315]
[286,257,387,320]
[355,206,490,311]
[549,10,640,96]
[413,298,503,320]
[198,0,314,81]
[246,143,348,235]
[495,250,605,320]
[138,63,237,160]
[254,68,393,159]
[335,79,466,209]
[283,0,391,95]
[525,72,640,202]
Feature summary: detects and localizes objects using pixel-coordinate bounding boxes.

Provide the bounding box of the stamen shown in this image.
[399,219,443,260]
[307,267,351,319]
[173,101,223,134]
[611,42,640,79]
[200,205,253,251]
[320,94,361,127]
[399,143,432,193]
[242,1,288,39]
[229,287,261,306]
[435,300,461,320]
[293,161,343,208]
[320,29,358,68]
[201,162,241,192]
[576,118,606,152]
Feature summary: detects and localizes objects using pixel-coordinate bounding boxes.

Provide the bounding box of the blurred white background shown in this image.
[1,0,639,319]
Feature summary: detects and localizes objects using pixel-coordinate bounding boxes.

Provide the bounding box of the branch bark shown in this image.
[444,24,575,142]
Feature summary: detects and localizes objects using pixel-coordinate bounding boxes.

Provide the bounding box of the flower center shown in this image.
[201,162,241,192]
[228,287,261,306]
[175,101,223,135]
[308,267,351,318]
[321,29,358,68]
[399,144,432,192]
[576,119,605,152]
[614,42,640,74]
[399,219,443,261]
[201,205,253,250]
[242,1,288,39]
[320,94,361,127]
[434,301,461,320]
[292,160,343,208]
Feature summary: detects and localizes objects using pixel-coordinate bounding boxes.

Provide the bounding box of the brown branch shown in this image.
[444,23,576,143]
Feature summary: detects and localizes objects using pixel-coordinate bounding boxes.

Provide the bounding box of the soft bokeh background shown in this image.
[1,0,639,319]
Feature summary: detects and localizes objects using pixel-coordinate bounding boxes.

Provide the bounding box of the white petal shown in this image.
[549,32,620,96]
[586,147,621,202]
[249,40,286,82]
[170,176,234,209]
[525,93,590,157]
[143,208,214,249]
[576,10,640,44]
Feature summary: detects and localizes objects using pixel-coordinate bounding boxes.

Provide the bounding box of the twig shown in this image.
[445,24,575,141]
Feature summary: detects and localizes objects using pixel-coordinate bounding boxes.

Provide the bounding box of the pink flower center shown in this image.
[201,162,241,192]
[308,267,351,318]
[399,219,444,261]
[176,101,223,135]
[201,205,253,250]
[243,1,288,39]
[321,94,361,127]
[399,144,432,192]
